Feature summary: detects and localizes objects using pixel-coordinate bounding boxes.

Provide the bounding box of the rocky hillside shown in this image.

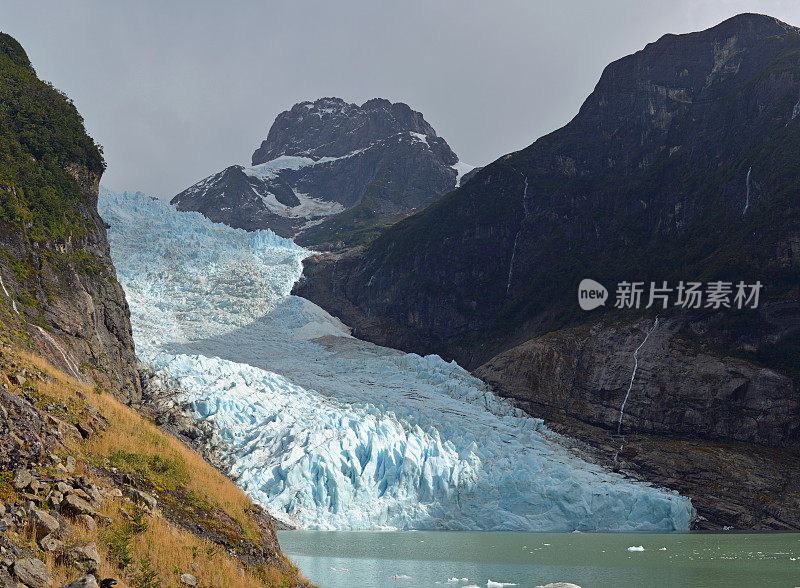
[295,13,800,528]
[0,343,308,587]
[172,97,474,249]
[0,32,139,402]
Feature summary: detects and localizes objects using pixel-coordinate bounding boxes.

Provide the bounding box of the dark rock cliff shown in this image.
[297,13,800,369]
[294,14,800,528]
[172,97,472,249]
[0,32,140,400]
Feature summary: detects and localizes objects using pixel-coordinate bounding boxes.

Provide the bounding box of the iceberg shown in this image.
[98,188,695,531]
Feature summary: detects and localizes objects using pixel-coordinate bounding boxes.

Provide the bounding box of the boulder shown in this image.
[12,469,32,490]
[40,534,64,552]
[22,493,45,506]
[124,488,156,511]
[62,494,97,517]
[64,543,101,574]
[56,482,73,495]
[60,576,99,588]
[32,508,60,539]
[70,489,91,502]
[12,558,52,588]
[47,416,83,445]
[180,573,198,586]
[49,491,64,509]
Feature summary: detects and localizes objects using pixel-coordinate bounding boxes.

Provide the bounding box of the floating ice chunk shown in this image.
[627,546,645,552]
[487,582,518,587]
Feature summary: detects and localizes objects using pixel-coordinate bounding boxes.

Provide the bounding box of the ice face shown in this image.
[99,189,695,531]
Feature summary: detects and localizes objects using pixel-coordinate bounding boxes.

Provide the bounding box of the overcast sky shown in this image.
[2,0,800,197]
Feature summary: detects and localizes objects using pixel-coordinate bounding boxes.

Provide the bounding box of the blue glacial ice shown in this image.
[98,188,695,531]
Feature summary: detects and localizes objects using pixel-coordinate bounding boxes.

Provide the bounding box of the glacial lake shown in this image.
[278,530,800,588]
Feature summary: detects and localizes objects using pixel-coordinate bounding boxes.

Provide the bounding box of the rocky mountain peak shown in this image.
[251,97,452,164]
[699,12,797,37]
[293,14,800,530]
[173,96,470,248]
[528,13,800,180]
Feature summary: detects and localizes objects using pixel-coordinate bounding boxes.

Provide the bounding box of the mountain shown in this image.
[294,13,800,529]
[0,31,139,399]
[172,97,475,249]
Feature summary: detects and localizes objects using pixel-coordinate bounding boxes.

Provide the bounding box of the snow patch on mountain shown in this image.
[243,148,370,182]
[99,188,694,531]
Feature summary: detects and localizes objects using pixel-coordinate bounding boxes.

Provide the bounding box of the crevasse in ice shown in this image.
[98,189,695,531]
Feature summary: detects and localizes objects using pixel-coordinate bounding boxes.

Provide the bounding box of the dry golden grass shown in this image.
[32,502,287,587]
[11,350,308,588]
[21,350,257,536]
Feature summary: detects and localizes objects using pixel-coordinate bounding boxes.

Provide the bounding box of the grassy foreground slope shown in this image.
[0,346,309,587]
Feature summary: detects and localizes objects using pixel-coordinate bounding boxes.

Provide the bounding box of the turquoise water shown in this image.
[278,530,800,587]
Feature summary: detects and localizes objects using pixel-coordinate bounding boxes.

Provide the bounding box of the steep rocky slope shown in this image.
[0,343,308,586]
[295,13,800,528]
[0,32,139,401]
[172,97,473,249]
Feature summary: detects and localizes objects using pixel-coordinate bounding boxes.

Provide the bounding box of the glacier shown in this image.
[98,188,694,531]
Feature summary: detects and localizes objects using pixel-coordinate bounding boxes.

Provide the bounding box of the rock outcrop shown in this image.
[475,314,798,447]
[0,339,308,586]
[172,97,472,249]
[0,32,139,401]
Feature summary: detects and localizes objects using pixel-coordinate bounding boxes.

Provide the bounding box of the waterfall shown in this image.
[617,317,659,435]
[743,166,751,215]
[506,175,529,293]
[35,326,83,381]
[0,274,19,315]
[1,270,81,380]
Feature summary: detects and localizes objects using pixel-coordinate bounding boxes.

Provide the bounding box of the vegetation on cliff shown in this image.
[0,31,140,398]
[0,32,105,240]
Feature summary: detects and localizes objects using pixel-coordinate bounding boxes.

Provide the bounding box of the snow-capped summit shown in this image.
[171,97,475,248]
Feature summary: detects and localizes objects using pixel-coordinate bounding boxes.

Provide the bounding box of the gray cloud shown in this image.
[2,0,800,197]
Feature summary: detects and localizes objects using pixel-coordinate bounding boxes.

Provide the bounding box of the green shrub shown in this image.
[107,524,134,570]
[133,557,160,588]
[0,32,105,241]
